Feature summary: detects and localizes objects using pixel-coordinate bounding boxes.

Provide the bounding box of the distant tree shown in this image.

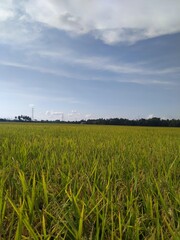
[17,115,32,121]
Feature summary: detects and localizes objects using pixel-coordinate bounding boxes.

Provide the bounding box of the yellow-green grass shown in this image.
[0,123,179,239]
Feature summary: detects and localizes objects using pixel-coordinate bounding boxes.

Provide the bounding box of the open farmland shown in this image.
[0,123,179,239]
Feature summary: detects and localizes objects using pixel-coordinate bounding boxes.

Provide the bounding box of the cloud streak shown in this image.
[36,50,180,78]
[0,60,81,79]
[0,59,178,86]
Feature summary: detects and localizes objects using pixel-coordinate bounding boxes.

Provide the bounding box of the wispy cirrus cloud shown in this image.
[0,59,178,86]
[36,50,180,77]
[0,60,80,79]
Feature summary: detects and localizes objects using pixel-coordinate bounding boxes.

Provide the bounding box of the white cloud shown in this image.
[45,111,51,116]
[29,103,34,108]
[51,111,64,116]
[45,110,64,116]
[85,114,92,119]
[0,0,180,45]
[0,0,41,44]
[24,0,180,44]
[0,8,14,21]
[67,110,81,121]
[71,110,77,114]
[45,111,64,120]
[147,114,154,119]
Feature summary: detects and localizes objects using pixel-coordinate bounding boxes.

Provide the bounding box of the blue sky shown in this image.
[0,0,180,120]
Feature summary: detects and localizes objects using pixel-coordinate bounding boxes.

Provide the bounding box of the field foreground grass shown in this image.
[0,123,179,239]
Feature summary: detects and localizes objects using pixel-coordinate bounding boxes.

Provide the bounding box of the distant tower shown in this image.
[32,107,34,120]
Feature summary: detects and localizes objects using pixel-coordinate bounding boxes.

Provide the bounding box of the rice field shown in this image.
[0,123,179,239]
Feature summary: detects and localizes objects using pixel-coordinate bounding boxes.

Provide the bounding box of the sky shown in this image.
[0,0,180,121]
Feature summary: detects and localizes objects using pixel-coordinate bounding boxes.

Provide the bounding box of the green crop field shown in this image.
[0,123,179,239]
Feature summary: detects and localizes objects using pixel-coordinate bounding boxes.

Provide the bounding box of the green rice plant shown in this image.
[0,123,179,239]
[0,175,7,239]
[8,197,40,240]
[27,173,36,223]
[42,171,48,207]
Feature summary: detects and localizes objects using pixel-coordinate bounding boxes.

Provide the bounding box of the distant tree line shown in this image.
[0,116,180,127]
[0,115,32,122]
[83,117,180,127]
[16,115,32,121]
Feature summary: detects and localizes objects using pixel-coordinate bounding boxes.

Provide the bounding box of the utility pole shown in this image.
[32,107,34,121]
